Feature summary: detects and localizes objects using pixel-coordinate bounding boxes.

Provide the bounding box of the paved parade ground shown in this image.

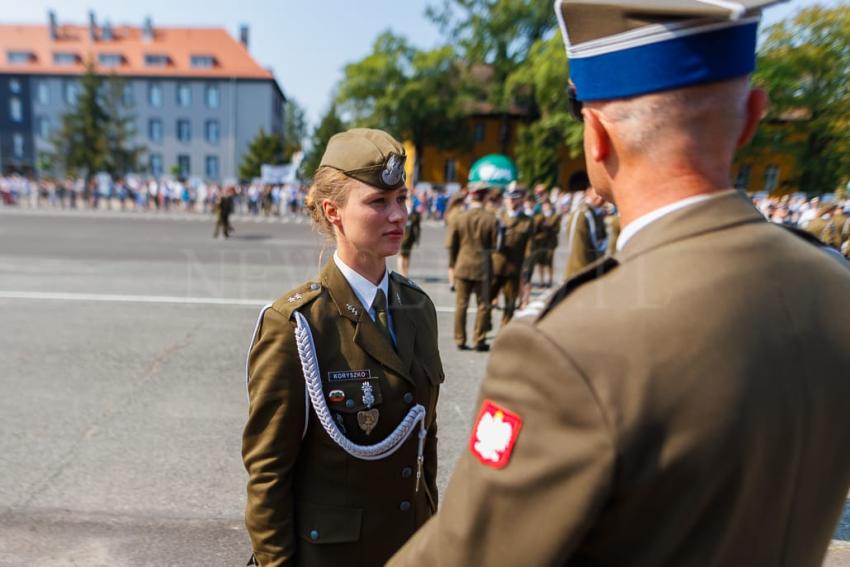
[0,208,847,566]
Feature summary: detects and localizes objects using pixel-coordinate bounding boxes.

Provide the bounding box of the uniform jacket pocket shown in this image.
[297,503,363,544]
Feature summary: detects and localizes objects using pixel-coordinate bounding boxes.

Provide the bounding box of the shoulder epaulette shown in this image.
[536,256,619,321]
[271,280,323,318]
[390,271,426,294]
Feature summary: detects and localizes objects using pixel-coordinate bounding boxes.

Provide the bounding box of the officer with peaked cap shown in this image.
[243,128,443,567]
[389,0,850,564]
[489,186,534,328]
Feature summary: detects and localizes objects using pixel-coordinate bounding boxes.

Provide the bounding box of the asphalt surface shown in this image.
[0,206,847,566]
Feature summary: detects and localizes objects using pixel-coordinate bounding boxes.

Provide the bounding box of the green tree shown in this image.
[49,62,142,180]
[300,103,346,180]
[505,34,582,187]
[751,5,850,194]
[283,97,309,162]
[239,129,285,181]
[102,75,144,176]
[336,32,471,182]
[50,61,110,182]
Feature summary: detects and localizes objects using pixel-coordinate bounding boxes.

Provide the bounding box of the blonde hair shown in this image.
[305,167,353,240]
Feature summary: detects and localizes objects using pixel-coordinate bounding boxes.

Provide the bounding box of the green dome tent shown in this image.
[468,154,518,188]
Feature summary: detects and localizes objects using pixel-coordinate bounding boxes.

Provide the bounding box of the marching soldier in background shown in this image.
[243,129,442,567]
[397,196,421,278]
[389,0,850,564]
[213,185,235,239]
[563,176,608,279]
[449,184,499,351]
[489,187,534,328]
[529,198,561,288]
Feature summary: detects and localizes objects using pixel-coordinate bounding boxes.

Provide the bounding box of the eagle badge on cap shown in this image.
[381,153,406,188]
[470,400,522,469]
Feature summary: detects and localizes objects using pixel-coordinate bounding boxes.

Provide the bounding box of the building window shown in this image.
[205,84,220,109]
[64,81,79,105]
[36,81,49,105]
[9,97,22,122]
[148,119,163,143]
[735,165,751,190]
[148,82,162,108]
[13,133,24,158]
[98,53,123,67]
[53,52,79,65]
[36,116,50,139]
[764,165,780,193]
[7,51,33,64]
[121,83,133,107]
[9,79,21,93]
[177,154,191,177]
[205,120,220,144]
[474,123,485,144]
[149,154,163,176]
[177,119,191,143]
[205,155,220,179]
[444,159,457,183]
[191,55,216,68]
[144,53,169,67]
[176,83,191,107]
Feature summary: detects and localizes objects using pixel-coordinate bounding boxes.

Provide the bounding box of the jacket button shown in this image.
[345,399,355,409]
[399,500,411,512]
[401,467,412,479]
[309,529,319,541]
[403,392,414,404]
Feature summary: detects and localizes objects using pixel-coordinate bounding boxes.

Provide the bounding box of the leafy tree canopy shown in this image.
[239,129,285,182]
[300,103,347,180]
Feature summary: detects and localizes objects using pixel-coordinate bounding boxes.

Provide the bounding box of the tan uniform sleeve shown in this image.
[242,307,307,567]
[388,321,615,566]
[565,211,594,277]
[448,221,460,269]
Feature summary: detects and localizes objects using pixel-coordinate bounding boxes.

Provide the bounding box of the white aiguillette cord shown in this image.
[293,311,428,491]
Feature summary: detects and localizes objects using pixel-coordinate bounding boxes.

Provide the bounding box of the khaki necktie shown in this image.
[372,289,393,345]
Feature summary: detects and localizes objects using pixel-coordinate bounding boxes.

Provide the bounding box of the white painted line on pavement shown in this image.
[0,291,267,307]
[0,290,462,312]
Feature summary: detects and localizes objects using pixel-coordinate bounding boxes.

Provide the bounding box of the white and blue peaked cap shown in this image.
[555,0,787,101]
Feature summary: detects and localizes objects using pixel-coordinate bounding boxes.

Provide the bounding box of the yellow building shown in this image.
[411,112,800,195]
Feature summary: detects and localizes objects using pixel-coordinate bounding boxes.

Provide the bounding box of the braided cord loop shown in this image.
[293,311,426,461]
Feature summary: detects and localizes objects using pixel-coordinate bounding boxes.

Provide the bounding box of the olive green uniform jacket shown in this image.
[243,260,443,567]
[449,206,499,281]
[531,212,561,258]
[491,211,534,279]
[389,191,850,567]
[563,202,607,279]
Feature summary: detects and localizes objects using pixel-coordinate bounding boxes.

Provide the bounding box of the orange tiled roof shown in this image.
[0,23,274,80]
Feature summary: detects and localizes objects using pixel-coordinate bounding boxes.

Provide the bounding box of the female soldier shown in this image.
[242,128,444,567]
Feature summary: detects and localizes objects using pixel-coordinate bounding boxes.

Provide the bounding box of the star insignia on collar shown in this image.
[346,303,359,316]
[287,293,303,303]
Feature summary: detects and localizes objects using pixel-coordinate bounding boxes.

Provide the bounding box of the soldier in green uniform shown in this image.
[396,196,421,278]
[242,129,443,567]
[489,187,534,329]
[213,185,235,239]
[563,178,608,280]
[443,188,467,291]
[389,0,850,565]
[448,184,499,351]
[529,199,561,288]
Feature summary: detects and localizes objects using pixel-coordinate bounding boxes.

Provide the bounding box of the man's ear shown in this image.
[737,87,768,148]
[585,108,610,162]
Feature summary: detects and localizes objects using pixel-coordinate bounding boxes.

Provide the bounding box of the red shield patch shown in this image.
[469,400,522,469]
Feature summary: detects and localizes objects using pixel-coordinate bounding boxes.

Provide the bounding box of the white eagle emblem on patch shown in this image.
[470,400,522,469]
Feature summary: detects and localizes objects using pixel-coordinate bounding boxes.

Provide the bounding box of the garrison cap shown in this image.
[555,0,788,102]
[319,128,407,190]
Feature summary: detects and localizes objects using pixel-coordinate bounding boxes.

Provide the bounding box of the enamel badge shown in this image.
[328,389,345,403]
[469,400,522,469]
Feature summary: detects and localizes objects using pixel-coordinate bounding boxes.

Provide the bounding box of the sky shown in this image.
[0,0,835,128]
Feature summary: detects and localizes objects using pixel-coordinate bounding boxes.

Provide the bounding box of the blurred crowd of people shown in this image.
[0,174,310,218]
[754,193,850,257]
